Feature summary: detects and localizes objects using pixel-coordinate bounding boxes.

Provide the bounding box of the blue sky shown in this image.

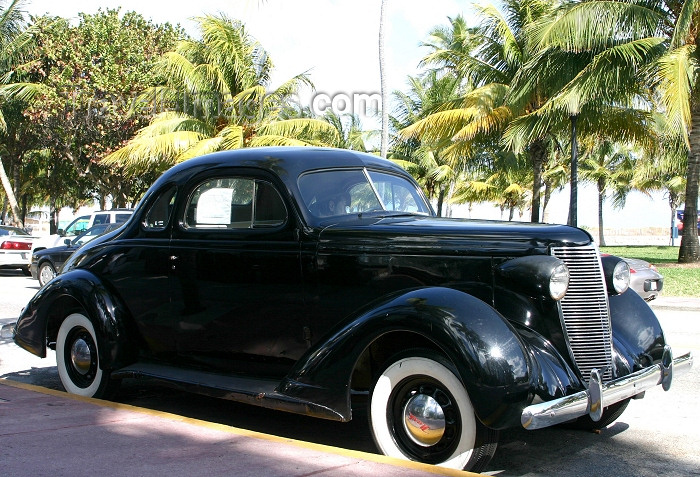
[23,0,672,232]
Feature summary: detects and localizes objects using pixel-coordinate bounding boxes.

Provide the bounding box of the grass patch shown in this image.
[600,246,700,298]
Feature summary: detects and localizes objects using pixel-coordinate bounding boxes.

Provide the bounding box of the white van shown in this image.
[31,209,133,253]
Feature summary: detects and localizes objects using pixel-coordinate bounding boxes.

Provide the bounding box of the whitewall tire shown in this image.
[369,353,497,472]
[56,313,117,398]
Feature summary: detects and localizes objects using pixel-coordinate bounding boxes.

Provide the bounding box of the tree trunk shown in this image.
[568,115,579,227]
[597,177,606,246]
[529,140,546,222]
[0,156,23,228]
[379,0,389,158]
[542,182,552,222]
[50,197,59,235]
[679,104,700,263]
[436,187,446,217]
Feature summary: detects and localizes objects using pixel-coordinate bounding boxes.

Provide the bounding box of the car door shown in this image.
[170,171,307,377]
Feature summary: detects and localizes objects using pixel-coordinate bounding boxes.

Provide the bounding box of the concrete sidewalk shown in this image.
[0,380,479,477]
[648,296,700,312]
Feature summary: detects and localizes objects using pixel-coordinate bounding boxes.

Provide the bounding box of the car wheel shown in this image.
[21,266,31,276]
[38,262,57,287]
[56,313,119,399]
[369,351,498,472]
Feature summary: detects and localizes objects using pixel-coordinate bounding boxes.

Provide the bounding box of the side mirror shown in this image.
[57,229,65,237]
[64,239,72,247]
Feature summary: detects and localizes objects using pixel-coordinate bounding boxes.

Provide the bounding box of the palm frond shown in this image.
[648,45,695,144]
[102,130,208,171]
[248,135,311,147]
[531,1,664,52]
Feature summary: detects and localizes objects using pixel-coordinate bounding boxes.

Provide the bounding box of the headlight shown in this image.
[496,255,569,301]
[611,260,630,293]
[549,263,570,300]
[601,255,630,295]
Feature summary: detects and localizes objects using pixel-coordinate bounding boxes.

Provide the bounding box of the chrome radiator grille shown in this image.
[550,245,613,383]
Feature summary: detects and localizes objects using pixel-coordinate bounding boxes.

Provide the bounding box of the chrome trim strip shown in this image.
[521,350,693,430]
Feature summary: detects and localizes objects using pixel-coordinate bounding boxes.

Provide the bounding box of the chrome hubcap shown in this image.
[402,393,446,447]
[70,339,92,375]
[40,266,55,284]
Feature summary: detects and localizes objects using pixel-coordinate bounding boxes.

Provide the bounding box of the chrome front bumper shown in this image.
[1,322,15,339]
[521,346,693,430]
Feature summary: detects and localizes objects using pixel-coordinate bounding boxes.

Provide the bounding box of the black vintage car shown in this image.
[7,147,693,472]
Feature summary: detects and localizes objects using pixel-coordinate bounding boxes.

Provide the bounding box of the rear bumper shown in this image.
[521,346,693,430]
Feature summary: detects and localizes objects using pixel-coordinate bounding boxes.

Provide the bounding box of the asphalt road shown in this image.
[1,269,698,476]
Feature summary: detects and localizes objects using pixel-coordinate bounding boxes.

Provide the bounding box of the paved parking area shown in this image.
[0,380,478,477]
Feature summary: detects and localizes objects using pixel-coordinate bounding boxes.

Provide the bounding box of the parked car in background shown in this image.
[0,225,33,275]
[676,209,700,232]
[31,223,122,286]
[30,209,133,254]
[5,147,693,472]
[623,257,663,301]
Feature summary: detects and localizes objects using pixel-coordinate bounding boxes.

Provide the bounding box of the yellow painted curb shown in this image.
[0,379,483,476]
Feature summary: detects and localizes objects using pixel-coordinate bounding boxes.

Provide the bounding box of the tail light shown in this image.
[0,240,31,250]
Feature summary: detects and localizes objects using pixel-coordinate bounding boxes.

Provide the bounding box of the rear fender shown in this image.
[277,287,533,428]
[14,269,137,370]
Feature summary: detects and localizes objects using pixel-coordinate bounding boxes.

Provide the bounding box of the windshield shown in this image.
[298,168,431,222]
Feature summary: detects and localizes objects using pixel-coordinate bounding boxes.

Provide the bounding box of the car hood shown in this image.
[35,245,75,257]
[316,215,592,256]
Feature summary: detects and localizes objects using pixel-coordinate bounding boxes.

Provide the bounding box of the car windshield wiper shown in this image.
[357,211,421,219]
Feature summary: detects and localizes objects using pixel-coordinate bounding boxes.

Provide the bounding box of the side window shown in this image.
[115,213,132,223]
[253,181,286,228]
[93,213,110,225]
[368,171,427,213]
[184,177,286,230]
[143,186,177,231]
[65,217,89,235]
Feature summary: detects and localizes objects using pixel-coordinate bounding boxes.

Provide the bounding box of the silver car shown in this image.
[624,257,664,301]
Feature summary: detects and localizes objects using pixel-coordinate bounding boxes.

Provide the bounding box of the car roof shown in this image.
[155,147,407,186]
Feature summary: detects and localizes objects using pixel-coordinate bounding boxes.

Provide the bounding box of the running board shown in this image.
[112,362,343,421]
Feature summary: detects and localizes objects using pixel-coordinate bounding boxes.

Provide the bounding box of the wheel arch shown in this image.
[15,269,138,370]
[277,287,534,429]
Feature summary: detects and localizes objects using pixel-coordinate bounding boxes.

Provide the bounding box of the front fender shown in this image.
[609,290,667,376]
[277,287,533,428]
[14,269,137,370]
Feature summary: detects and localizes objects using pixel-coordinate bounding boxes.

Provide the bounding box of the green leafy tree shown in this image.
[524,0,699,262]
[7,9,181,229]
[392,71,465,216]
[0,0,32,226]
[579,141,637,245]
[402,2,559,222]
[104,15,337,175]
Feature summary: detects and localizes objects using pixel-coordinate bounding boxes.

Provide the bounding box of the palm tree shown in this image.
[525,0,698,262]
[391,72,464,216]
[0,0,32,226]
[401,2,559,223]
[104,15,337,174]
[579,141,637,245]
[321,111,374,151]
